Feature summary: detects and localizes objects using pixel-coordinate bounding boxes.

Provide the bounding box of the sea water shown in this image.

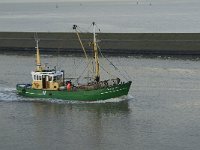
[1,0,200,149]
[0,0,200,32]
[0,54,200,150]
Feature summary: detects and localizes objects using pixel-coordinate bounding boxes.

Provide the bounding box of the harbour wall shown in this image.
[1,32,200,55]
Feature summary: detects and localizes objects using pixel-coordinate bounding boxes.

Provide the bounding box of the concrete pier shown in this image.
[0,32,200,55]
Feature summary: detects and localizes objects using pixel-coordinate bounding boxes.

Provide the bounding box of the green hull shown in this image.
[16,81,132,101]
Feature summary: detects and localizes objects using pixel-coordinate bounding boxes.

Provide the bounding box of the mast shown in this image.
[35,38,42,72]
[92,22,100,82]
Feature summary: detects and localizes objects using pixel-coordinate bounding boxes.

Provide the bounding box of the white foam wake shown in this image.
[83,95,134,104]
[19,95,134,104]
[0,87,18,101]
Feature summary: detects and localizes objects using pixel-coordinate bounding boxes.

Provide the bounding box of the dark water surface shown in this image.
[0,54,200,150]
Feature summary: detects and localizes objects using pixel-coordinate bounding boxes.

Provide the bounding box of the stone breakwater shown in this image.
[0,32,200,55]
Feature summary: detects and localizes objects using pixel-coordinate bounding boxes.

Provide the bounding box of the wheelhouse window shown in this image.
[49,76,52,81]
[33,75,42,81]
[56,75,61,80]
[52,75,62,82]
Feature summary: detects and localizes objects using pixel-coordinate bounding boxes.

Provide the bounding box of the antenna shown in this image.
[34,32,40,42]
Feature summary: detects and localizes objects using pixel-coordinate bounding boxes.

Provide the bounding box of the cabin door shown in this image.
[42,75,47,89]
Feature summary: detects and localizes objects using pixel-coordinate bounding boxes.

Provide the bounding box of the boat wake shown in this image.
[0,87,19,101]
[85,95,134,104]
[23,95,133,104]
[44,94,134,104]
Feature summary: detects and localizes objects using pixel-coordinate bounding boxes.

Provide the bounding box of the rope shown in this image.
[98,44,118,77]
[117,58,132,81]
[97,44,118,70]
[77,59,93,81]
[97,44,130,81]
[99,64,116,79]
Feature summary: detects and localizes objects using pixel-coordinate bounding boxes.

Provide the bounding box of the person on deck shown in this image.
[67,83,71,91]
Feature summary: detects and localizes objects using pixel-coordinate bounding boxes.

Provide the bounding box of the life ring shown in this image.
[34,82,39,88]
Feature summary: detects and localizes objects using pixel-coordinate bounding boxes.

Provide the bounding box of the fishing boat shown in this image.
[16,22,132,101]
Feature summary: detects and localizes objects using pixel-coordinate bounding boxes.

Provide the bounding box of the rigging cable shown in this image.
[77,58,93,82]
[99,64,116,78]
[117,57,132,81]
[97,44,130,81]
[73,25,94,75]
[98,49,118,79]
